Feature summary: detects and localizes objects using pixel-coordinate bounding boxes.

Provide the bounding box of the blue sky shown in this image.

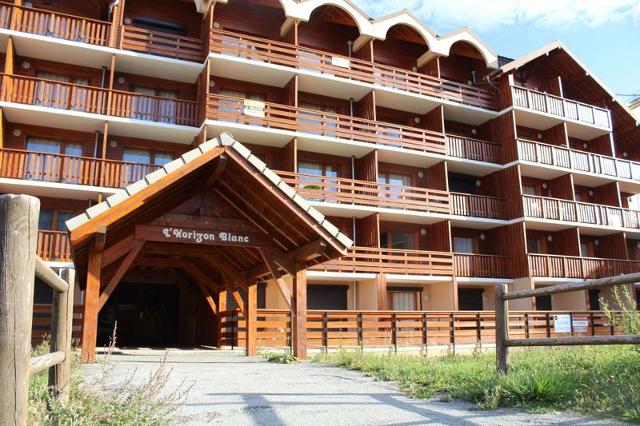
[355,0,640,104]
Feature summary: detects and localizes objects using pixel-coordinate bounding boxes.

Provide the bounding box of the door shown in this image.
[536,295,552,311]
[588,289,601,310]
[308,285,348,310]
[458,288,484,310]
[25,138,62,181]
[387,289,420,311]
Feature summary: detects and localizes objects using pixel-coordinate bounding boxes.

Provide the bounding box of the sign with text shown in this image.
[135,225,270,247]
[243,99,265,118]
[553,314,572,333]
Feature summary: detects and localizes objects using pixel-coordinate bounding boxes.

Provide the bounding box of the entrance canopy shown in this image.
[66,132,352,361]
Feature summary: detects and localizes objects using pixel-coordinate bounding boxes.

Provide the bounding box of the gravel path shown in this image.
[84,349,621,425]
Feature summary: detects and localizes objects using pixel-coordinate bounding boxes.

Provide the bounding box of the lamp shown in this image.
[420,228,427,236]
[480,233,486,240]
[537,133,543,140]
[414,117,421,124]
[542,183,548,189]
[471,128,477,135]
[417,171,424,178]
[594,239,600,246]
[12,128,22,137]
[109,140,118,148]
[547,235,553,242]
[475,180,482,187]
[21,61,30,70]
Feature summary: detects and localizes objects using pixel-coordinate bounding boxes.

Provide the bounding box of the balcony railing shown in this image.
[207,93,447,154]
[450,192,506,219]
[517,139,640,182]
[0,2,111,46]
[0,74,199,126]
[0,148,162,188]
[446,135,501,164]
[528,254,640,279]
[210,28,496,110]
[276,171,450,214]
[523,194,640,229]
[310,246,454,276]
[512,86,611,129]
[37,230,71,262]
[454,253,510,278]
[120,25,204,62]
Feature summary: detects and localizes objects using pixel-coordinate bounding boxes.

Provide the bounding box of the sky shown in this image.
[355,0,640,104]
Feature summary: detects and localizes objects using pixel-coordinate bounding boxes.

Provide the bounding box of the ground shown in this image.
[84,349,622,425]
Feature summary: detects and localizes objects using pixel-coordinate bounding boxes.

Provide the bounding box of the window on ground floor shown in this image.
[535,295,552,311]
[588,289,601,310]
[458,288,484,311]
[387,287,421,311]
[308,284,348,310]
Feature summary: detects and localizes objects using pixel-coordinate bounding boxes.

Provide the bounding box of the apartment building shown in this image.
[1,0,639,353]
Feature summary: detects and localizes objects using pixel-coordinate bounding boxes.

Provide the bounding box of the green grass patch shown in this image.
[263,351,299,364]
[314,346,640,423]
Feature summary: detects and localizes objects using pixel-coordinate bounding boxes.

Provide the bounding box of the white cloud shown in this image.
[358,0,640,32]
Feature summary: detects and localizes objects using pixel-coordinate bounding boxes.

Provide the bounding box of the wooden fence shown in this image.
[1,194,76,425]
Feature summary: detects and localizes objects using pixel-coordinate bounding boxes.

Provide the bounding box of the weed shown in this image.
[263,351,298,364]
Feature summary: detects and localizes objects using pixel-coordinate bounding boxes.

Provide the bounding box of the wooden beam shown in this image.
[231,287,245,315]
[246,283,257,356]
[259,248,291,307]
[151,214,257,232]
[101,235,134,268]
[291,267,307,359]
[98,241,144,310]
[181,260,222,294]
[376,273,387,310]
[94,225,107,252]
[205,153,227,187]
[290,239,327,262]
[352,34,373,53]
[280,17,296,38]
[417,51,440,68]
[81,240,102,363]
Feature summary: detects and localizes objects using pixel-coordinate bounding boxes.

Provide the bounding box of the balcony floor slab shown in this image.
[511,107,610,140]
[0,177,119,200]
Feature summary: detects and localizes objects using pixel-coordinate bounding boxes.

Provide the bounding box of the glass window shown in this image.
[522,185,537,195]
[27,138,61,154]
[38,209,53,230]
[453,236,474,253]
[381,232,414,250]
[55,211,75,231]
[527,237,540,254]
[123,148,151,164]
[64,143,83,157]
[387,291,420,311]
[580,242,590,257]
[378,172,410,198]
[25,138,62,182]
[153,152,173,166]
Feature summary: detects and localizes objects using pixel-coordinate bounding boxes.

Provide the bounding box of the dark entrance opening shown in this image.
[308,285,348,310]
[98,281,180,347]
[458,288,484,310]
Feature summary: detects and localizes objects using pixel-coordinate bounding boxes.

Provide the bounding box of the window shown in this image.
[453,236,474,254]
[122,148,173,186]
[132,86,179,123]
[55,211,75,232]
[458,288,484,310]
[35,72,89,110]
[297,161,338,199]
[588,289,601,310]
[131,17,187,36]
[448,175,476,194]
[38,209,53,230]
[24,138,62,182]
[298,102,337,136]
[580,242,590,257]
[527,237,540,254]
[387,288,421,310]
[522,185,537,195]
[536,295,552,311]
[308,285,348,310]
[38,209,74,231]
[378,172,410,198]
[381,232,414,250]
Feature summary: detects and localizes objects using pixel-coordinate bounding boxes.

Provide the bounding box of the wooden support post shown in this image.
[81,240,103,363]
[291,267,307,359]
[0,194,39,426]
[376,273,387,310]
[246,284,257,356]
[49,268,75,403]
[216,289,227,348]
[495,284,509,374]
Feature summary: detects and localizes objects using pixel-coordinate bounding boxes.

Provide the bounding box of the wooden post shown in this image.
[376,273,387,310]
[81,241,103,363]
[245,284,257,356]
[216,289,227,348]
[495,284,509,374]
[49,268,75,403]
[291,267,307,359]
[0,194,39,426]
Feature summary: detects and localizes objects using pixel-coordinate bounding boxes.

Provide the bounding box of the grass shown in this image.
[314,346,640,423]
[28,333,189,425]
[262,351,299,364]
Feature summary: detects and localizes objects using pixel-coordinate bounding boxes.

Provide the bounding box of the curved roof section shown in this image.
[204,0,499,67]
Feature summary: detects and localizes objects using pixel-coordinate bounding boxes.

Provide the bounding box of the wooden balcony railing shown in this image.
[446,135,501,163]
[0,2,111,46]
[450,192,506,219]
[523,194,640,229]
[454,253,510,278]
[310,246,454,276]
[219,309,621,350]
[517,139,640,182]
[512,86,611,129]
[37,230,71,262]
[120,25,204,62]
[210,28,496,110]
[276,171,450,213]
[207,93,447,154]
[0,74,199,126]
[0,148,162,188]
[528,254,640,279]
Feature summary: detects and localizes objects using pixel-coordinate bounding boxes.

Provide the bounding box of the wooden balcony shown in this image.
[276,171,450,214]
[450,192,506,219]
[209,28,496,111]
[0,74,199,126]
[0,148,162,188]
[446,135,501,164]
[37,230,71,262]
[120,25,204,62]
[512,86,611,129]
[310,246,454,276]
[528,254,640,279]
[0,2,111,46]
[454,253,510,278]
[523,194,640,230]
[518,139,640,182]
[207,93,447,154]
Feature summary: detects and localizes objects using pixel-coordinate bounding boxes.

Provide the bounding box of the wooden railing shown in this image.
[528,253,640,278]
[512,86,611,129]
[0,74,199,126]
[522,194,640,229]
[206,93,447,154]
[37,230,71,262]
[276,170,450,213]
[219,309,620,350]
[0,2,110,46]
[309,246,454,276]
[0,148,162,189]
[33,304,83,345]
[450,192,506,219]
[121,25,204,62]
[517,139,640,182]
[210,28,496,110]
[454,253,510,278]
[446,135,501,163]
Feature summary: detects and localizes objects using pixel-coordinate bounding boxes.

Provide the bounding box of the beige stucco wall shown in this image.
[600,283,636,309]
[424,282,456,310]
[356,279,378,310]
[510,278,534,310]
[552,290,587,310]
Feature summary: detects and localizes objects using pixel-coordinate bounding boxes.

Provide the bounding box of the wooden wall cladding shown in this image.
[543,123,569,146]
[552,228,580,256]
[420,57,439,78]
[282,139,297,172]
[496,73,513,110]
[297,8,359,56]
[569,134,614,156]
[356,91,376,121]
[547,174,574,200]
[575,182,620,207]
[498,165,523,219]
[284,76,298,107]
[212,76,285,104]
[372,37,428,70]
[214,0,286,40]
[356,213,379,247]
[14,56,103,86]
[297,150,352,178]
[30,0,104,21]
[596,233,628,259]
[492,111,516,163]
[423,221,451,252]
[124,0,203,38]
[353,40,374,62]
[451,226,506,256]
[506,222,528,277]
[423,105,444,133]
[354,150,377,182]
[5,123,97,158]
[242,142,287,171]
[425,161,447,191]
[326,215,355,240]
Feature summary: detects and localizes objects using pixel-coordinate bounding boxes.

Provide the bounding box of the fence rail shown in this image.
[446,135,501,164]
[210,28,496,110]
[528,253,640,279]
[121,25,203,62]
[454,253,511,278]
[450,192,506,219]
